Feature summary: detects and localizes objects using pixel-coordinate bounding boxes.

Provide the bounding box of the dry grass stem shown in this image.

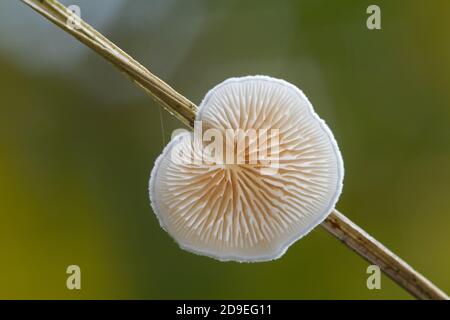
[20,0,449,300]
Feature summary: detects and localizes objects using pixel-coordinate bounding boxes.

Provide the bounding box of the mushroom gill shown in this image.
[149,76,344,262]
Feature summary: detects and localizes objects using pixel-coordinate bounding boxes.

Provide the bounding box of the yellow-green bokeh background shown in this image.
[0,0,449,299]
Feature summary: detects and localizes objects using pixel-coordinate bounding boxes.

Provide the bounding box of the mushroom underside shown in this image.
[150,76,344,262]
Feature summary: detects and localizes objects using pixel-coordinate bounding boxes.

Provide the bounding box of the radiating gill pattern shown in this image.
[150,76,343,261]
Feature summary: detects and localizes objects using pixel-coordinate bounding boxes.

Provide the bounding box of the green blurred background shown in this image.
[0,0,449,299]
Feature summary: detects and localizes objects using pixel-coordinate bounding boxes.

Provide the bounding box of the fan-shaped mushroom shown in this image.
[149,76,344,262]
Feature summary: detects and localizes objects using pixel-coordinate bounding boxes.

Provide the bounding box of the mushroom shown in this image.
[149,76,344,262]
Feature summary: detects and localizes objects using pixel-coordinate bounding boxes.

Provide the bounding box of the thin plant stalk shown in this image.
[20,0,449,300]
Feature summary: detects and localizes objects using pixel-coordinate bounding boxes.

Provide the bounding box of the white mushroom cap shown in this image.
[149,76,344,262]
